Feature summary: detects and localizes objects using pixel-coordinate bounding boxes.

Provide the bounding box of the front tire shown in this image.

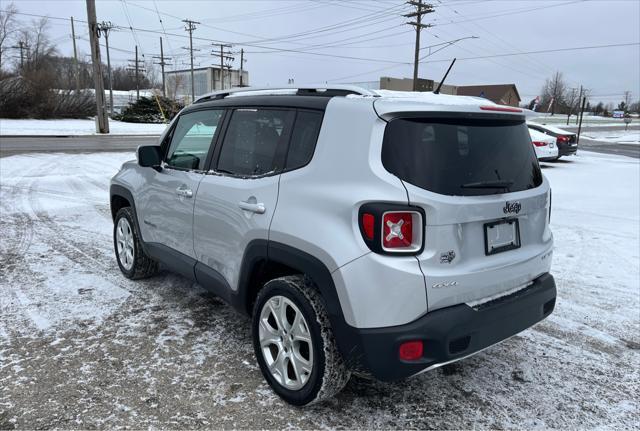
[252,275,350,406]
[113,207,158,279]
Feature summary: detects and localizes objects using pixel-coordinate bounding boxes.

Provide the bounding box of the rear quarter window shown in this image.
[382,117,542,196]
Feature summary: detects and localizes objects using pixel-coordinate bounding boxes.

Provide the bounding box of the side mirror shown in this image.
[137,145,162,170]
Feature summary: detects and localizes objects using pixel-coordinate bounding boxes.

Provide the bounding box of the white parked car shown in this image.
[529,127,559,161]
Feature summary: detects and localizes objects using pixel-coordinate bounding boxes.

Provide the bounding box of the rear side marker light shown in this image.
[362,213,375,240]
[399,341,423,361]
[382,211,423,253]
[532,141,547,147]
[479,105,523,113]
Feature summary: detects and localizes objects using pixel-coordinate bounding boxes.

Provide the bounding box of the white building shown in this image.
[164,66,249,103]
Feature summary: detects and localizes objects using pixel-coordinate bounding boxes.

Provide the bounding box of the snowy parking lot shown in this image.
[0,151,638,429]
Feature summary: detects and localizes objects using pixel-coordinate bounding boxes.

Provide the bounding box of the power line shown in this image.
[420,42,640,64]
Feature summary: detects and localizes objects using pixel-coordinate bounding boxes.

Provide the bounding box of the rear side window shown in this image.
[285,111,323,170]
[217,109,294,176]
[382,117,542,196]
[165,109,222,170]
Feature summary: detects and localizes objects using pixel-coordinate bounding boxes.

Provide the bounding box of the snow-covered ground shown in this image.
[0,118,167,136]
[0,151,638,428]
[581,130,640,144]
[529,114,634,128]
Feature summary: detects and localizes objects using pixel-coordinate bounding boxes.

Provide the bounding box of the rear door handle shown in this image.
[176,186,193,198]
[239,201,265,214]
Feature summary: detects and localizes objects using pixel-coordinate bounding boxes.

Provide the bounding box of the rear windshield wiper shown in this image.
[461,180,514,189]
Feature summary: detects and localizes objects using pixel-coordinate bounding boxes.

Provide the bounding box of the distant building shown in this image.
[456,84,521,107]
[378,77,521,107]
[379,77,456,95]
[164,66,249,102]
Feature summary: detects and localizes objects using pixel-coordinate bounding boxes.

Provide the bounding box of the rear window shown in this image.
[382,117,542,196]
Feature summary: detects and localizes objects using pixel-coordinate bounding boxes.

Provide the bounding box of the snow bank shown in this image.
[581,130,640,144]
[0,118,167,136]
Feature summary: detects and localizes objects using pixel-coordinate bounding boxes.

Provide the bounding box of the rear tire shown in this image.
[252,275,350,406]
[113,207,158,279]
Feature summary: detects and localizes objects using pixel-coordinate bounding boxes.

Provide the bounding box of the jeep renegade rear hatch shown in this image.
[382,117,542,196]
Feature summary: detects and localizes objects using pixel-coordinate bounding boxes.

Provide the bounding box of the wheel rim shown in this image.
[116,217,134,271]
[258,295,314,390]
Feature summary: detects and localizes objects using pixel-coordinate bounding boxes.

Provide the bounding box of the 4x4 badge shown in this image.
[440,250,456,264]
[503,201,522,214]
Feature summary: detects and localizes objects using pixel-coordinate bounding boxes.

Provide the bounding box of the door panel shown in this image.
[139,169,203,258]
[193,108,294,290]
[138,109,223,259]
[193,175,280,290]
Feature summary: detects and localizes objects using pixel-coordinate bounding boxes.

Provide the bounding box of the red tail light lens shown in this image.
[359,204,425,255]
[382,211,423,252]
[479,105,522,113]
[532,141,547,147]
[399,341,423,361]
[557,136,569,143]
[362,213,375,240]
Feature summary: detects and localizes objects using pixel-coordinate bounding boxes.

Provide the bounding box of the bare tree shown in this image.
[540,71,567,115]
[0,2,18,71]
[19,17,56,69]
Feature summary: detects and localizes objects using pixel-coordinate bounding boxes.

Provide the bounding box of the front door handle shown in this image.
[239,201,265,214]
[176,186,193,198]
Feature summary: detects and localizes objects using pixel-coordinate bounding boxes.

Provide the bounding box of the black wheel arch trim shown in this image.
[236,240,362,368]
[110,184,150,254]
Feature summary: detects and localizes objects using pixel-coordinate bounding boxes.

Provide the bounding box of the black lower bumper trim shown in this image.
[342,273,556,381]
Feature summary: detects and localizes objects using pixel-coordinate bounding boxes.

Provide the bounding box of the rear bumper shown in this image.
[342,273,556,381]
[558,143,578,156]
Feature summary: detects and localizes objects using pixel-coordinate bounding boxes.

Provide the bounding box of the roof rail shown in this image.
[194,85,376,103]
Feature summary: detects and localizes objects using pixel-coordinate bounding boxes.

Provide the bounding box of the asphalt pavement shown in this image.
[0,125,638,158]
[0,135,158,156]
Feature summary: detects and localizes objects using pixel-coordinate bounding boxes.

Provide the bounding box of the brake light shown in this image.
[557,135,569,143]
[399,341,423,361]
[382,211,423,252]
[362,213,375,240]
[479,105,522,113]
[532,141,547,147]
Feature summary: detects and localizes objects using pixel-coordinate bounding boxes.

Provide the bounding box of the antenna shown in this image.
[433,58,456,94]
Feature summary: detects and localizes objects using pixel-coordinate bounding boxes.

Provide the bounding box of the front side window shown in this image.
[382,117,542,196]
[217,109,294,176]
[165,109,223,170]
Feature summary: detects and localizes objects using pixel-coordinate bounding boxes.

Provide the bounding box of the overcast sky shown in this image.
[7,0,640,105]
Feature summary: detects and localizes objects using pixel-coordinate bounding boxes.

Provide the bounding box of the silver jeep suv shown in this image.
[110,86,556,405]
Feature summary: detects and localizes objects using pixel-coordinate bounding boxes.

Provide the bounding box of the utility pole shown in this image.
[97,21,114,114]
[239,48,244,87]
[577,96,587,144]
[404,0,434,91]
[70,17,80,92]
[153,37,172,97]
[182,19,199,102]
[211,43,233,90]
[126,46,145,101]
[575,85,583,125]
[86,0,109,133]
[11,40,27,70]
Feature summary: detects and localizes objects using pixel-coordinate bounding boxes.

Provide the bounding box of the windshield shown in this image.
[382,117,542,196]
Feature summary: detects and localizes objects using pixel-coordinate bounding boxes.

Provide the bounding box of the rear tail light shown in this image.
[557,136,569,143]
[532,141,547,147]
[362,213,375,240]
[382,211,422,252]
[359,204,425,255]
[399,341,423,361]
